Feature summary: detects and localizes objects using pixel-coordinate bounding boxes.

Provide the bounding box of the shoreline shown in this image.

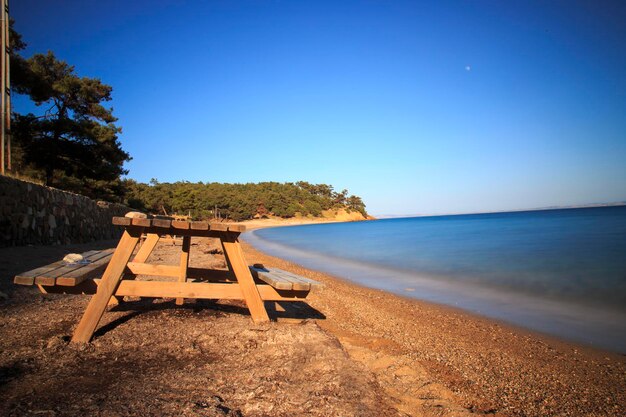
[239,215,372,231]
[240,217,343,231]
[240,228,626,416]
[244,219,626,353]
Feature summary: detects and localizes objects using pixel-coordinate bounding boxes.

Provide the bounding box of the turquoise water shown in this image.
[245,206,626,353]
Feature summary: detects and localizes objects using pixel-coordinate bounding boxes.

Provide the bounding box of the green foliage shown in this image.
[303,200,323,217]
[9,22,131,202]
[122,180,368,221]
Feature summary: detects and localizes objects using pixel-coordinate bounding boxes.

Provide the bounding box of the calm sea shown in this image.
[245,206,626,353]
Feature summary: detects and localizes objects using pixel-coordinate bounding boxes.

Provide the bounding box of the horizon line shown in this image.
[373,201,626,219]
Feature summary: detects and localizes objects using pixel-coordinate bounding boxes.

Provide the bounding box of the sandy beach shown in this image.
[240,211,370,231]
[1,220,625,416]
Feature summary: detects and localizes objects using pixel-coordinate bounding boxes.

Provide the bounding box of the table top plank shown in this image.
[190,221,209,230]
[209,223,228,232]
[171,220,190,229]
[113,217,132,226]
[131,217,152,227]
[112,217,246,233]
[227,224,246,233]
[152,218,172,228]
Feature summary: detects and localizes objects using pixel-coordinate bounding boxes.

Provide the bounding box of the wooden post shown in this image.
[3,0,9,170]
[221,233,269,323]
[175,235,190,305]
[0,0,7,174]
[71,227,142,343]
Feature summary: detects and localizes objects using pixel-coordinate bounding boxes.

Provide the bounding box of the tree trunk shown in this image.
[45,166,53,186]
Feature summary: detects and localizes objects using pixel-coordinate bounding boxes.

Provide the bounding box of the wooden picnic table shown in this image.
[64,216,315,343]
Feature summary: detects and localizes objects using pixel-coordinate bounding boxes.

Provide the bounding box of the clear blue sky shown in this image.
[11,0,626,215]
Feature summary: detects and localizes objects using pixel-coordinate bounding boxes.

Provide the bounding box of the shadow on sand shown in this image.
[92,297,326,340]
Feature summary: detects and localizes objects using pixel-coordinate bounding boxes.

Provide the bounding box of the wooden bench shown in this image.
[250,265,321,291]
[14,249,115,288]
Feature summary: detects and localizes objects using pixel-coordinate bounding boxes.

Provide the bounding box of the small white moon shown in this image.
[465,65,471,71]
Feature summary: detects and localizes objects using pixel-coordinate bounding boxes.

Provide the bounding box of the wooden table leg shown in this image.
[108,232,158,306]
[71,228,142,343]
[124,232,161,304]
[221,233,269,323]
[175,236,191,305]
[133,233,160,263]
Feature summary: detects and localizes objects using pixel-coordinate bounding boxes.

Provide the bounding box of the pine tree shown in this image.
[10,23,130,200]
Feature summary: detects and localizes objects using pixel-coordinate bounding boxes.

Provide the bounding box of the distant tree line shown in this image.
[124,179,368,221]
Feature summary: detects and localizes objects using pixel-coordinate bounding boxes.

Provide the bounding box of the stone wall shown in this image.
[0,175,130,247]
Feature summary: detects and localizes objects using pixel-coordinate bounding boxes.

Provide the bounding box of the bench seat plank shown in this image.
[13,250,102,286]
[265,269,311,291]
[56,253,115,286]
[34,250,115,286]
[14,250,114,286]
[249,266,321,291]
[270,269,322,290]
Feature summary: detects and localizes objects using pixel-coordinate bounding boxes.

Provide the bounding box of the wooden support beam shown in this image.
[125,263,233,281]
[71,228,142,343]
[187,267,234,281]
[133,233,160,263]
[176,236,191,305]
[39,280,310,301]
[221,234,270,323]
[126,262,179,277]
